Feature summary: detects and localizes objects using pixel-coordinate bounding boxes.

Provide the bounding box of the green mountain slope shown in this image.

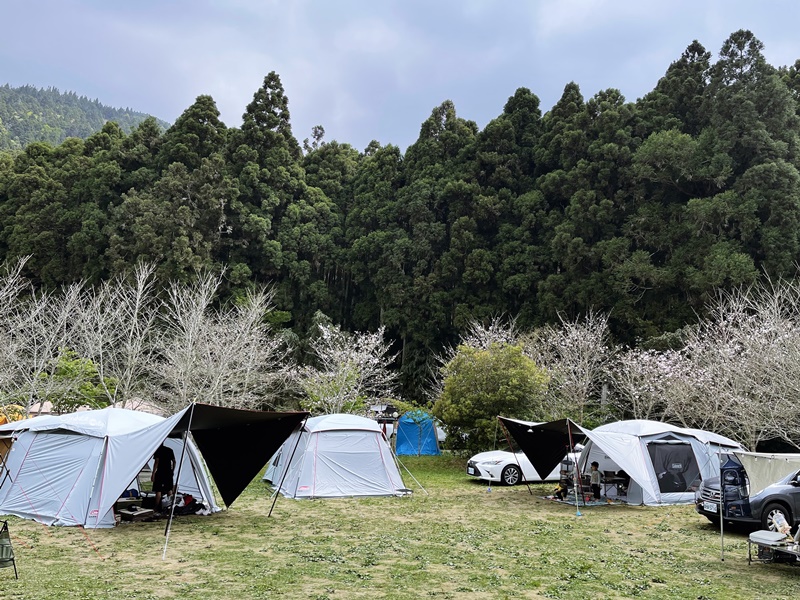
[0,84,170,150]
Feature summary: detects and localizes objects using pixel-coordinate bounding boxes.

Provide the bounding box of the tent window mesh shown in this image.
[647,442,701,493]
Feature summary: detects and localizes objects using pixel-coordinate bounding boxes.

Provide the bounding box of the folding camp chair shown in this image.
[0,520,18,578]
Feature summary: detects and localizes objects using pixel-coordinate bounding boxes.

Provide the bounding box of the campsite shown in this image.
[1,454,799,599]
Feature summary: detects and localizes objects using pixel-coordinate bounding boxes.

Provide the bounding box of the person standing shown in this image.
[590,461,602,500]
[152,443,176,512]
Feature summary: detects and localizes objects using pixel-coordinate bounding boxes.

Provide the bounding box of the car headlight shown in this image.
[480,460,504,466]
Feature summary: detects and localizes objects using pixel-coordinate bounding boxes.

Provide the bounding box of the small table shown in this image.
[748,530,800,564]
[602,477,628,497]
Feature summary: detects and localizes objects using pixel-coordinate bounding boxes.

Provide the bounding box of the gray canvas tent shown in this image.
[579,420,742,505]
[0,403,307,527]
[264,413,408,498]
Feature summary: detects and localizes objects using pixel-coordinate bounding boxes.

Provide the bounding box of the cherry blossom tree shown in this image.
[673,281,800,449]
[298,314,399,415]
[155,272,294,412]
[69,263,160,408]
[2,281,83,414]
[522,310,614,425]
[608,348,679,420]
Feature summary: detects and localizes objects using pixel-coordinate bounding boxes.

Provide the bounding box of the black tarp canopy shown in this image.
[167,403,309,507]
[498,417,586,481]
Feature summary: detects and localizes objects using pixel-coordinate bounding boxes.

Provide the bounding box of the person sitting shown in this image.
[553,479,569,501]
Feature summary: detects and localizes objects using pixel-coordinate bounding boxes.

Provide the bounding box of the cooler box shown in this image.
[118,507,154,522]
[749,530,790,546]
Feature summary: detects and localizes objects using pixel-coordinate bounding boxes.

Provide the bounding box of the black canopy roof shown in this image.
[498,417,585,480]
[169,403,309,507]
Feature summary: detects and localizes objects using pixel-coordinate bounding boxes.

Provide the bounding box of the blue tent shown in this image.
[395,411,441,456]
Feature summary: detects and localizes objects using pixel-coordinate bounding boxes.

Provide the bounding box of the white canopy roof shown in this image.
[0,407,164,437]
[733,451,800,496]
[304,413,382,433]
[592,420,740,447]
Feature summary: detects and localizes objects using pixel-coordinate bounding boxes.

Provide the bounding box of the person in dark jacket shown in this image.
[151,444,175,512]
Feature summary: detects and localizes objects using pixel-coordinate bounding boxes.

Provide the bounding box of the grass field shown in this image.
[1,454,799,599]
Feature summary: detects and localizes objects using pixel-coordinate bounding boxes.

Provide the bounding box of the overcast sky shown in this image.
[3,1,799,152]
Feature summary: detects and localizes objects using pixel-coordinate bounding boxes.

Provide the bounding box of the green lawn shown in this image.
[1,455,798,599]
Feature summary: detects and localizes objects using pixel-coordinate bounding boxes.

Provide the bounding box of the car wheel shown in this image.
[501,464,521,486]
[761,502,793,532]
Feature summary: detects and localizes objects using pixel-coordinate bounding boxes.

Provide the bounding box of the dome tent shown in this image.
[579,420,743,505]
[395,410,441,456]
[264,413,409,498]
[0,404,307,527]
[500,416,742,505]
[0,408,218,527]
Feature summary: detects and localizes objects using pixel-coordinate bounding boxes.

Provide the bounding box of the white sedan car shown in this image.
[466,450,580,486]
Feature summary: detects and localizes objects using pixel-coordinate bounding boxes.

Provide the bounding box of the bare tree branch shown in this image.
[299,322,399,415]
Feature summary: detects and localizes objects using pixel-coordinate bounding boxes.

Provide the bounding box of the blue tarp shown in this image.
[395,411,441,456]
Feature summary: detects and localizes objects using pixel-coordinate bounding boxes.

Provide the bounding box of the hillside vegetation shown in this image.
[0,84,169,150]
[1,29,800,399]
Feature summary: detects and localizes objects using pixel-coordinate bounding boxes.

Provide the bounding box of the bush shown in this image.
[432,343,549,454]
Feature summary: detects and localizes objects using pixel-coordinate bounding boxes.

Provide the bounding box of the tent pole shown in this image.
[268,416,309,518]
[498,418,533,495]
[163,403,195,560]
[567,421,582,517]
[719,460,724,561]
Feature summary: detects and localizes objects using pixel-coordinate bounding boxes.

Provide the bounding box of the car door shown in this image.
[787,470,800,520]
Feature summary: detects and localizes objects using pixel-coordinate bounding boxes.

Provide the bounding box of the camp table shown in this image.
[748,530,800,564]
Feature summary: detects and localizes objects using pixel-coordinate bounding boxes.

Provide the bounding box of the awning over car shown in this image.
[498,417,586,481]
[733,451,800,496]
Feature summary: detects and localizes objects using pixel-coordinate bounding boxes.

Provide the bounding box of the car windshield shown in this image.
[500,436,521,453]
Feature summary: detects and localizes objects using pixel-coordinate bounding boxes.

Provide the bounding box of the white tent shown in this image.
[578,420,742,505]
[264,413,409,499]
[0,404,307,529]
[0,408,219,528]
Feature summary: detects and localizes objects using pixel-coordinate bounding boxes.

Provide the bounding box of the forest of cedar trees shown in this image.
[2,30,800,400]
